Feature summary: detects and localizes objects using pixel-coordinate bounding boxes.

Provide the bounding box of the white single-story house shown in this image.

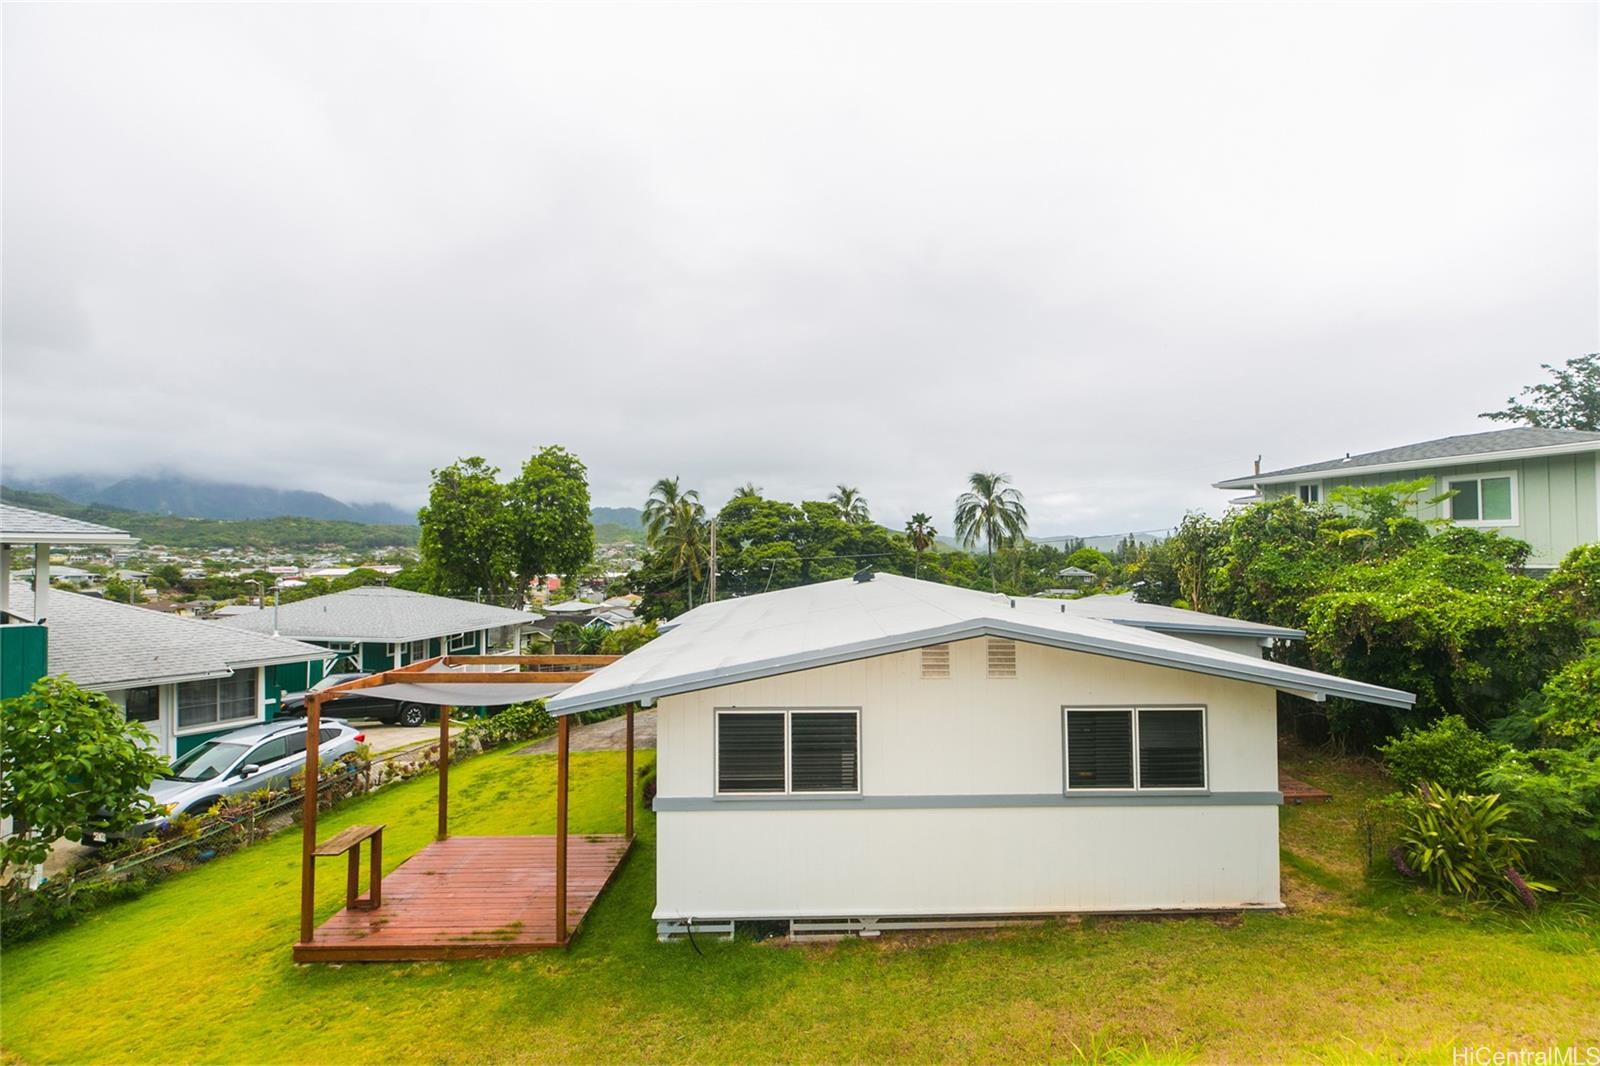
[548,573,1411,936]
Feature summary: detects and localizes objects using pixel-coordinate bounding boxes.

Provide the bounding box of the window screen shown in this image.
[790,712,858,792]
[219,670,256,722]
[1449,480,1480,521]
[123,686,159,723]
[176,679,218,728]
[1480,477,1512,521]
[717,713,785,793]
[1066,710,1134,789]
[1138,709,1205,788]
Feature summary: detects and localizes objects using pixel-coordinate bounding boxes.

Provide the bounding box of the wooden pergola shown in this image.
[293,654,633,962]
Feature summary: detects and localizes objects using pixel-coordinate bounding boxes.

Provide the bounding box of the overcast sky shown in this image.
[3,3,1596,536]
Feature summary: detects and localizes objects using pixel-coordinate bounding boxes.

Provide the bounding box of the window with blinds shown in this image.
[987,639,1017,678]
[176,669,259,730]
[716,709,860,795]
[921,644,950,679]
[1066,709,1134,789]
[1138,708,1205,788]
[1064,706,1206,791]
[716,713,785,793]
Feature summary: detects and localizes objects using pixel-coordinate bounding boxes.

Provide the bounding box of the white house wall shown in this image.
[653,637,1283,920]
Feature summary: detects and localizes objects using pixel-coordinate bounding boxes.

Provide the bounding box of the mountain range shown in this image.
[4,472,417,525]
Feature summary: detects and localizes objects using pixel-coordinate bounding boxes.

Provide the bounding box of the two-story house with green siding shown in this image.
[214,585,534,688]
[1214,427,1600,570]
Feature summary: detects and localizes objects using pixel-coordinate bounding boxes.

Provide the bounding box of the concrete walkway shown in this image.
[517,709,657,754]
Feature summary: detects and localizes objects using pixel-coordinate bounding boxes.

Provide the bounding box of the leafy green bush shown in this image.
[1532,643,1600,744]
[1480,743,1600,885]
[462,701,553,748]
[1393,782,1552,907]
[1377,715,1508,792]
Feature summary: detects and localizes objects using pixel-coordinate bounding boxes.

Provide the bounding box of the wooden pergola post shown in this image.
[437,705,452,841]
[555,714,569,944]
[625,704,635,840]
[298,693,322,946]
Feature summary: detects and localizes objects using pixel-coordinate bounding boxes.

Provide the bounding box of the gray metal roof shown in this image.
[547,574,1411,716]
[0,503,137,545]
[1055,594,1304,640]
[215,585,534,643]
[1214,427,1600,488]
[8,581,330,690]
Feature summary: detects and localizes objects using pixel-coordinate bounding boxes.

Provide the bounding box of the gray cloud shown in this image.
[3,2,1595,535]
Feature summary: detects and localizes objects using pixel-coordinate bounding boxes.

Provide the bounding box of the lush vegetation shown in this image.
[416,448,594,605]
[0,487,420,550]
[0,678,169,903]
[1480,351,1598,430]
[1,744,1594,1064]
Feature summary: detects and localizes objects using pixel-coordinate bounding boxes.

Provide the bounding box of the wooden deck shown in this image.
[1279,772,1333,805]
[293,834,632,962]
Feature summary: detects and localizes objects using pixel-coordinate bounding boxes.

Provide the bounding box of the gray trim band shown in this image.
[652,791,1284,811]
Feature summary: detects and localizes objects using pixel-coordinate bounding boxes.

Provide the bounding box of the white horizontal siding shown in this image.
[652,637,1282,917]
[655,806,1281,918]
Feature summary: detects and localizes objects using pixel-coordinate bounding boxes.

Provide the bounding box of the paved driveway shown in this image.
[518,709,657,754]
[358,721,463,754]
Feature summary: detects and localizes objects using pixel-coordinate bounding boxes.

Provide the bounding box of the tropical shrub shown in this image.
[599,622,658,655]
[1377,715,1508,792]
[1393,782,1552,908]
[462,700,553,748]
[1479,743,1600,884]
[0,676,170,904]
[1530,642,1600,744]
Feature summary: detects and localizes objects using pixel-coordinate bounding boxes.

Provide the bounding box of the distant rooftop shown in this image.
[1215,427,1600,488]
[0,503,138,546]
[216,585,534,643]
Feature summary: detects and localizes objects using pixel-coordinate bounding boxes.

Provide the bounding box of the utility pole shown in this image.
[707,516,717,603]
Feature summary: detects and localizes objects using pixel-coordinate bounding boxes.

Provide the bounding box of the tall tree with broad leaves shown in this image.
[417,456,511,601]
[1481,353,1599,431]
[904,512,937,577]
[829,484,871,525]
[507,445,594,604]
[953,471,1029,590]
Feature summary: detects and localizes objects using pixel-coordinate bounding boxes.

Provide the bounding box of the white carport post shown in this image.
[33,544,50,620]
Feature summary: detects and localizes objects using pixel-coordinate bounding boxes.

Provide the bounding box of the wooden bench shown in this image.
[314,824,384,911]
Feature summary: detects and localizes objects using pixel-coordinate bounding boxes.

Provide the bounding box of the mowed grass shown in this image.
[3,745,1597,1064]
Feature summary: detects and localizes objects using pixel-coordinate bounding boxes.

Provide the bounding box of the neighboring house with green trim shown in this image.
[1214,427,1600,570]
[214,586,534,677]
[6,580,331,757]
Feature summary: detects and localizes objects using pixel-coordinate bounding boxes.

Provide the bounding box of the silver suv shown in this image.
[107,718,365,840]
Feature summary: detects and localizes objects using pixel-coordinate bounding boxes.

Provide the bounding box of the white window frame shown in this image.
[1442,470,1518,527]
[448,631,476,653]
[174,669,264,736]
[1296,483,1321,505]
[1061,705,1209,793]
[714,707,862,797]
[320,640,356,654]
[406,639,429,663]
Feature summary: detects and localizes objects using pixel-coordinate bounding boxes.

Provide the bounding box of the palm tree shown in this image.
[656,495,709,609]
[904,513,937,577]
[729,481,763,502]
[643,476,698,547]
[830,484,871,525]
[953,472,1029,590]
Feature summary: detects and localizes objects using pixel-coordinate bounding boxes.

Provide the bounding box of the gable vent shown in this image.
[921,644,951,679]
[987,638,1017,679]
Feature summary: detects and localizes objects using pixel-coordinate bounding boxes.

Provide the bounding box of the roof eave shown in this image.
[2,532,139,546]
[1215,438,1600,489]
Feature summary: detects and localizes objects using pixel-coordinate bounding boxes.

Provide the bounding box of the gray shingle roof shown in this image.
[215,585,534,643]
[0,503,137,545]
[8,582,329,689]
[1214,427,1600,488]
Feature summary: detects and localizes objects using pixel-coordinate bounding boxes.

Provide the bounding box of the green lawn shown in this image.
[2,746,1596,1064]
